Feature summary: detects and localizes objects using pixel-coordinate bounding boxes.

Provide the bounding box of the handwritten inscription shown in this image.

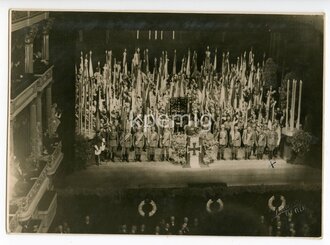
[272,201,306,220]
[269,160,276,168]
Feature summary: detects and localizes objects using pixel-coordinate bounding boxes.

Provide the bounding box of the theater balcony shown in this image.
[11,11,49,32]
[9,160,50,226]
[8,212,22,233]
[34,191,57,232]
[10,65,53,119]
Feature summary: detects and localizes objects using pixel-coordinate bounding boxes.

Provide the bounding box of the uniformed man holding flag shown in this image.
[230,125,241,160]
[217,124,228,160]
[161,127,172,161]
[120,127,133,162]
[242,126,256,160]
[267,124,278,160]
[147,126,159,161]
[109,124,119,162]
[134,127,144,162]
[256,126,267,160]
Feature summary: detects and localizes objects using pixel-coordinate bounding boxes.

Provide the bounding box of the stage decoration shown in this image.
[206,198,224,213]
[171,134,187,165]
[138,199,157,217]
[74,135,94,170]
[268,195,286,212]
[279,72,298,112]
[291,130,313,154]
[201,134,218,165]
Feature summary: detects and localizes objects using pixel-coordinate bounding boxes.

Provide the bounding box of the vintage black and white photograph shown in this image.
[7,10,323,237]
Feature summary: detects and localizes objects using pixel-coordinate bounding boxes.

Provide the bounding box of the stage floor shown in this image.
[58,159,322,193]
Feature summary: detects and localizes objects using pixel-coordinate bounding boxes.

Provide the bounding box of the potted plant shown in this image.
[290,130,313,164]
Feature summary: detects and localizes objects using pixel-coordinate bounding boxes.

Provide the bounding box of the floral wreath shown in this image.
[171,134,187,164]
[138,200,157,217]
[268,195,286,212]
[206,198,224,213]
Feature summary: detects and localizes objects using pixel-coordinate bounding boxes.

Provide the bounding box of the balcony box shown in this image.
[8,213,23,233]
[12,11,49,32]
[35,191,57,232]
[17,166,49,222]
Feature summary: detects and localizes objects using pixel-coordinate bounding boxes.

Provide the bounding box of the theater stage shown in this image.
[58,159,321,194]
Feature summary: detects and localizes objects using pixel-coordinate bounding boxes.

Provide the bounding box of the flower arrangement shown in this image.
[74,135,94,170]
[202,135,218,164]
[291,130,313,154]
[171,134,187,165]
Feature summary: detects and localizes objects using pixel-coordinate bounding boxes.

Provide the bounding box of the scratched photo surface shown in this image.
[8,12,323,236]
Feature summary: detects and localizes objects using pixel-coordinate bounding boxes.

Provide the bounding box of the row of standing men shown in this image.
[93,122,279,165]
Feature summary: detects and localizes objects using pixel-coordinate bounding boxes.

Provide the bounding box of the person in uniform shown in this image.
[93,131,103,166]
[161,127,172,161]
[109,125,119,162]
[217,124,228,160]
[94,142,102,166]
[256,126,267,160]
[120,127,133,162]
[224,117,232,135]
[104,125,112,160]
[147,127,159,161]
[242,126,256,160]
[100,137,106,162]
[134,127,144,162]
[230,125,241,160]
[251,123,258,156]
[267,125,279,160]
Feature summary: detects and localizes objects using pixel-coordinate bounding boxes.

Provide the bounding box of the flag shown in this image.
[84,55,89,78]
[131,88,136,112]
[79,52,84,74]
[83,76,87,133]
[160,76,166,94]
[213,48,217,72]
[89,51,93,78]
[248,69,253,89]
[145,49,149,74]
[180,76,185,97]
[180,57,185,74]
[109,50,112,76]
[170,81,174,97]
[186,49,191,77]
[89,78,93,135]
[249,49,253,68]
[161,51,165,77]
[164,51,168,78]
[136,70,142,98]
[123,49,127,75]
[155,72,160,100]
[219,82,225,109]
[192,51,198,76]
[172,50,177,75]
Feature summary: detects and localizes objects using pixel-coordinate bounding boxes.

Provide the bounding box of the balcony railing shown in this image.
[8,140,63,232]
[47,141,63,175]
[36,65,53,92]
[11,11,49,32]
[10,65,53,120]
[16,163,50,222]
[8,212,21,233]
